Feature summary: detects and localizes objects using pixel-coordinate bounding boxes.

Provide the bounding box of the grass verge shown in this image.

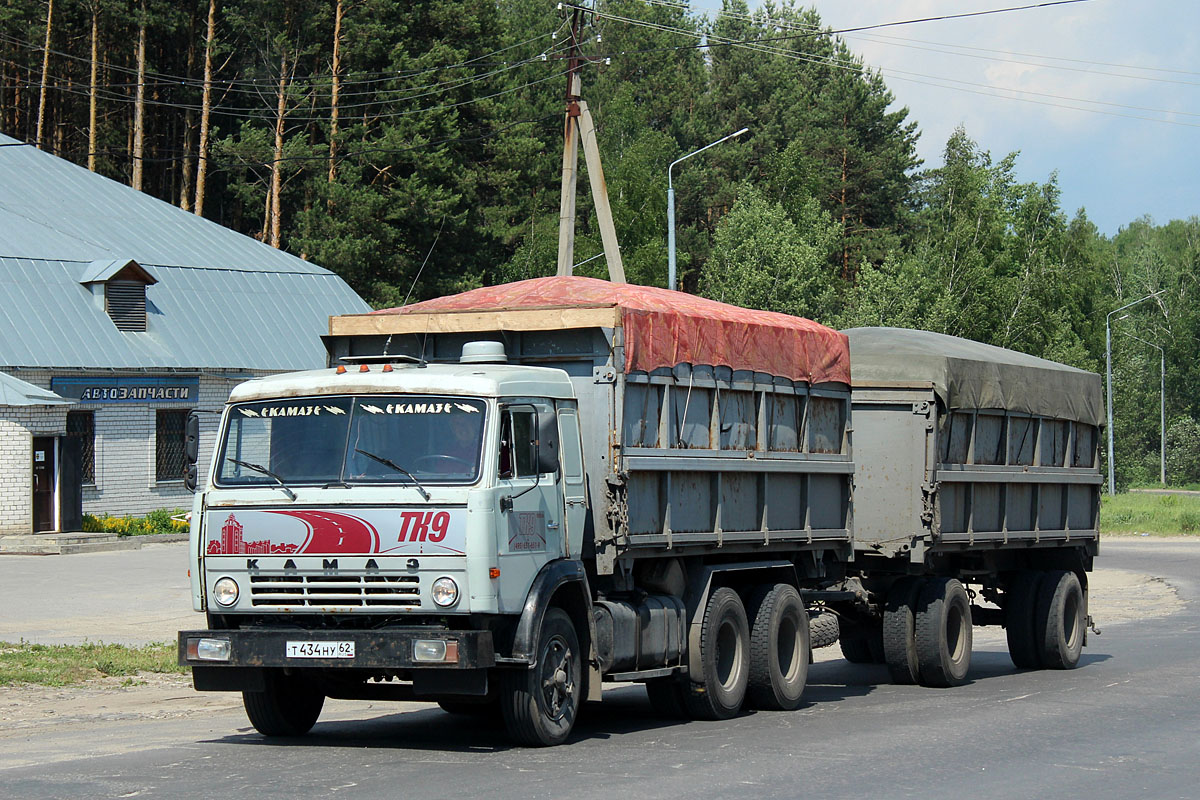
[1102,491,1200,535]
[0,641,186,687]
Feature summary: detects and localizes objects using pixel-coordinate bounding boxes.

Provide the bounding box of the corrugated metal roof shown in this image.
[0,134,371,371]
[0,133,328,274]
[79,258,158,285]
[0,257,367,370]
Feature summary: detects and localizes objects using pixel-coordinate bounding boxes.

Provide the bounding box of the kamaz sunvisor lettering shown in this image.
[215,395,486,486]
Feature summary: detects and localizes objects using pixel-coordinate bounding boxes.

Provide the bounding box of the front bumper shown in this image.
[178,627,495,670]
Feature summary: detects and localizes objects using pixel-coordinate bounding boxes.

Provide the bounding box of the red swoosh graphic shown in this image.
[262,510,380,554]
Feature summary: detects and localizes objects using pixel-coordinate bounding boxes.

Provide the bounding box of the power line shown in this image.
[588,5,1199,128]
[1,57,586,124]
[7,111,562,171]
[638,0,1200,85]
[0,26,566,98]
[846,32,1200,88]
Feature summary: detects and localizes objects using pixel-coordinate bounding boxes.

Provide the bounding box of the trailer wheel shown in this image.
[644,676,688,718]
[1035,570,1086,670]
[839,621,885,664]
[242,670,325,737]
[683,587,750,720]
[915,577,973,687]
[1005,570,1044,669]
[500,607,581,746]
[882,577,925,685]
[745,584,810,711]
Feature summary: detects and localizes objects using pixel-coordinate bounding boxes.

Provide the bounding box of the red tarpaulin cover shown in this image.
[374,276,850,385]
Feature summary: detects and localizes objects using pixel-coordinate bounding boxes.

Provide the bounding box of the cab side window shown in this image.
[499,408,538,479]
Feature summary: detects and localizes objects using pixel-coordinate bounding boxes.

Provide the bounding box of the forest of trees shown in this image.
[2,0,1198,489]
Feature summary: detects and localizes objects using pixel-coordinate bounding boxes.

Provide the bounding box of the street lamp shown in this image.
[1122,331,1166,486]
[1106,290,1165,495]
[667,127,749,292]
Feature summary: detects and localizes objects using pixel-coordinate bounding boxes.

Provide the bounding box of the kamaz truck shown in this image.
[179,277,1101,746]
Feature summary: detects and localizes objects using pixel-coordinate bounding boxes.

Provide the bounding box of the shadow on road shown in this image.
[203,651,1113,751]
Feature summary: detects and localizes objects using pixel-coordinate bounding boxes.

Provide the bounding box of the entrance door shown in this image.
[32,437,56,532]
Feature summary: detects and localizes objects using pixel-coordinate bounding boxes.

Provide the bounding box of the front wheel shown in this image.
[500,607,581,746]
[242,670,325,737]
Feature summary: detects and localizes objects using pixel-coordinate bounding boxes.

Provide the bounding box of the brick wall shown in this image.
[0,369,279,532]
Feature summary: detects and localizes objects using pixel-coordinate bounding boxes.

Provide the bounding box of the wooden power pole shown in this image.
[556,6,624,283]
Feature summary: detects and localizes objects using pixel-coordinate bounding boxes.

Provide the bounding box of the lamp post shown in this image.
[1122,331,1166,486]
[667,127,749,292]
[1106,290,1165,495]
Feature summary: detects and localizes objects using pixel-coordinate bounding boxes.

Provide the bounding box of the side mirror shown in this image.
[184,413,200,493]
[537,411,559,475]
[185,412,200,465]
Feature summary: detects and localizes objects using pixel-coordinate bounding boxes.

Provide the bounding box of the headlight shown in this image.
[430,576,459,607]
[213,577,240,606]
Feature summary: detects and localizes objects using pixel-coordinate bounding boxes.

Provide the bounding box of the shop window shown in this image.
[66,410,95,485]
[156,409,190,482]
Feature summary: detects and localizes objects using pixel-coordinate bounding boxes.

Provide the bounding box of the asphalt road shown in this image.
[3,539,1199,800]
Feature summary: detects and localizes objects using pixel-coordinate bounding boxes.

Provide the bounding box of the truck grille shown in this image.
[249,574,421,608]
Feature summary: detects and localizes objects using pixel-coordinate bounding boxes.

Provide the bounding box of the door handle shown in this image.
[546,521,559,530]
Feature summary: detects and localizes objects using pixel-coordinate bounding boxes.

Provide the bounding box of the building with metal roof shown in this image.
[0,132,371,536]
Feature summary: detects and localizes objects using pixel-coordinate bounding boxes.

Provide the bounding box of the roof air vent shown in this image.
[460,341,507,364]
[106,280,148,332]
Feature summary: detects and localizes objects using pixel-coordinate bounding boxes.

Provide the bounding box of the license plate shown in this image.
[286,640,355,659]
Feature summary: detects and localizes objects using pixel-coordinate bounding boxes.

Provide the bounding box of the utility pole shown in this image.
[555,5,624,283]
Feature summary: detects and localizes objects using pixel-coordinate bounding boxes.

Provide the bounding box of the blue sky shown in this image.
[799,0,1200,235]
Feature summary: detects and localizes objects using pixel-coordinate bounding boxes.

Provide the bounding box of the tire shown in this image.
[808,611,840,651]
[1005,570,1044,669]
[242,670,325,737]
[682,587,750,720]
[1035,570,1086,670]
[500,607,581,746]
[745,584,810,711]
[839,620,885,664]
[882,577,924,685]
[914,577,973,688]
[644,676,688,718]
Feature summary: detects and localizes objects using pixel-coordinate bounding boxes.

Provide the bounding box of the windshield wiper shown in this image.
[226,458,297,501]
[353,448,431,500]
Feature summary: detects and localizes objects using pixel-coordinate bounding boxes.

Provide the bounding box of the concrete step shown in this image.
[0,531,144,556]
[58,539,144,555]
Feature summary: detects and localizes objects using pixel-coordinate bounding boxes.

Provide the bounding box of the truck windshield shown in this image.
[215,395,486,486]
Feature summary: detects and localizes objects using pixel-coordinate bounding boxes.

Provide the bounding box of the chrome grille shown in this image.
[249,574,420,607]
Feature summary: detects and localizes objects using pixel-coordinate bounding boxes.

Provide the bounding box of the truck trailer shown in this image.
[178,276,1101,746]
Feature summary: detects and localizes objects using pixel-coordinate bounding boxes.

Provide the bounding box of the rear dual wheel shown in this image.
[882,577,924,685]
[682,587,751,720]
[1005,569,1086,670]
[839,620,885,664]
[914,577,973,687]
[746,584,810,711]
